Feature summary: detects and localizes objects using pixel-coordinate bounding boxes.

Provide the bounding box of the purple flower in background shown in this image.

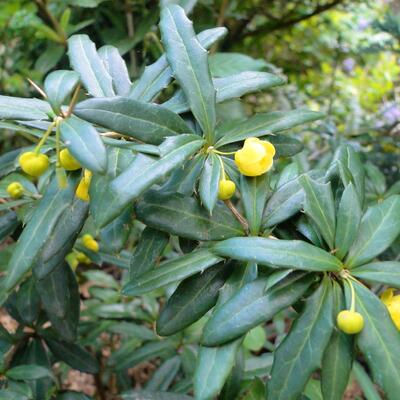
[342,57,355,73]
[358,17,370,31]
[382,103,400,125]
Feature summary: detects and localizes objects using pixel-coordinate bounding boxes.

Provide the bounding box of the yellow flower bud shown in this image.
[19,151,49,177]
[76,251,91,265]
[82,234,100,252]
[337,310,364,334]
[234,137,275,177]
[218,179,236,200]
[6,182,24,199]
[381,288,400,330]
[66,252,79,271]
[75,178,90,201]
[60,148,81,171]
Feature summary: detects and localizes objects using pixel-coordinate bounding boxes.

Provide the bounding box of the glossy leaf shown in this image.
[3,177,76,293]
[44,70,80,113]
[67,34,114,97]
[351,262,400,287]
[335,183,362,260]
[135,190,244,241]
[122,249,223,296]
[74,97,191,145]
[111,135,204,206]
[213,237,342,272]
[60,116,107,174]
[98,45,131,96]
[129,27,227,102]
[346,195,400,268]
[0,96,51,121]
[215,109,323,147]
[16,277,40,325]
[129,227,169,279]
[6,365,53,381]
[300,175,336,249]
[156,263,230,336]
[353,281,400,399]
[199,153,220,214]
[202,272,313,346]
[160,5,216,140]
[267,278,334,400]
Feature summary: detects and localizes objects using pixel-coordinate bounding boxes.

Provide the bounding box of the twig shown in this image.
[125,0,138,77]
[211,0,229,53]
[66,84,81,117]
[224,200,249,234]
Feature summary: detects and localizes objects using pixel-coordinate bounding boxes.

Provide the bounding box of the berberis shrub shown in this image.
[1,4,400,400]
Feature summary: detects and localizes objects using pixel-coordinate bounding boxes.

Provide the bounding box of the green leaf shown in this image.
[3,177,77,293]
[156,263,230,336]
[240,174,270,235]
[67,34,114,97]
[135,190,244,241]
[0,95,51,121]
[321,281,354,400]
[353,281,400,400]
[44,70,80,113]
[300,175,336,249]
[33,199,88,279]
[57,391,93,400]
[122,249,223,296]
[239,378,265,400]
[60,116,107,173]
[129,27,227,102]
[267,134,304,158]
[213,237,342,272]
[74,97,192,145]
[0,211,18,243]
[98,45,131,96]
[346,195,400,268]
[352,261,400,288]
[6,365,53,381]
[215,109,323,147]
[16,277,40,325]
[199,153,220,214]
[352,362,382,400]
[267,278,334,400]
[243,326,266,352]
[129,227,169,279]
[202,272,313,346]
[262,170,324,229]
[160,5,216,140]
[145,356,181,391]
[122,390,192,400]
[162,71,285,113]
[335,183,362,260]
[209,53,269,76]
[111,135,204,205]
[365,163,387,196]
[44,337,99,374]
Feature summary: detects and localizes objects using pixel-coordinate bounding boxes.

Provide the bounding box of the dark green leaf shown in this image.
[74,97,192,145]
[300,175,336,249]
[335,183,362,260]
[67,34,114,97]
[156,263,230,336]
[135,190,244,241]
[160,5,216,140]
[44,70,80,113]
[215,109,323,147]
[0,211,18,242]
[202,272,313,346]
[60,116,107,174]
[267,278,334,400]
[122,390,192,400]
[0,96,51,121]
[45,337,99,374]
[352,261,400,288]
[98,45,131,96]
[16,277,40,325]
[199,153,220,214]
[353,281,400,400]
[122,249,223,296]
[145,356,181,391]
[6,365,53,381]
[213,237,342,272]
[346,195,400,268]
[352,362,381,400]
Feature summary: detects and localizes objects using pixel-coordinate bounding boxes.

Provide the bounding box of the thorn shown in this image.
[27,78,47,99]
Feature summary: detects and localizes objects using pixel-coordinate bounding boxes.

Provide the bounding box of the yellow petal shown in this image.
[261,141,276,157]
[381,288,394,305]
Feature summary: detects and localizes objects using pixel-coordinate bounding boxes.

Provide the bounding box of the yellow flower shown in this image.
[337,310,364,334]
[76,251,92,265]
[60,148,81,171]
[82,234,100,252]
[381,288,400,330]
[218,179,236,200]
[234,137,275,177]
[7,182,24,199]
[19,151,49,177]
[75,170,92,202]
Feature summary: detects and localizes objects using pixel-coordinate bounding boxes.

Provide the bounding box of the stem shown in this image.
[216,154,227,180]
[34,122,56,154]
[125,0,138,77]
[211,0,229,53]
[346,278,356,312]
[224,200,249,234]
[66,84,81,117]
[55,118,61,167]
[213,149,236,155]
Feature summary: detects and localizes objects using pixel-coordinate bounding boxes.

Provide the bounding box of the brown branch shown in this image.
[224,200,249,234]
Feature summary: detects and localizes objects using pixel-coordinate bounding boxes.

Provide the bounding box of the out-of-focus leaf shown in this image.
[145,356,181,391]
[6,365,53,381]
